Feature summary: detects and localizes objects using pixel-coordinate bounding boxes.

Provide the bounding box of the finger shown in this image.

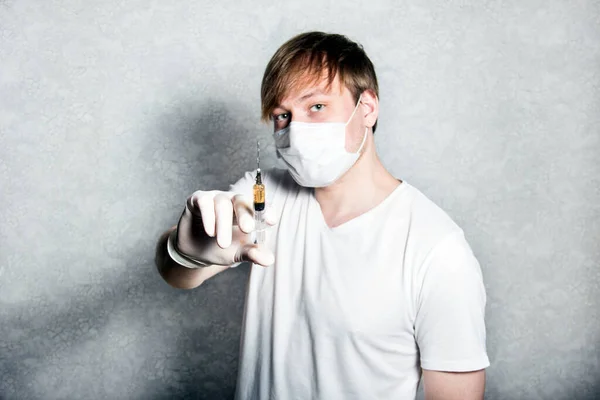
[264,205,279,226]
[196,192,216,237]
[186,191,203,217]
[177,205,193,240]
[214,193,234,248]
[239,244,274,267]
[232,194,255,233]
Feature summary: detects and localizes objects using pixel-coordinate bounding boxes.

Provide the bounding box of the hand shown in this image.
[175,190,278,267]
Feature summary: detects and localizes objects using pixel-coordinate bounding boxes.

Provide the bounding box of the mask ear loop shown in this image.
[345,94,363,126]
[345,94,368,154]
[355,127,368,154]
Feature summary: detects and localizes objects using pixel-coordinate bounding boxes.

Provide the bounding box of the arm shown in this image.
[154,226,230,289]
[414,231,490,398]
[422,369,485,400]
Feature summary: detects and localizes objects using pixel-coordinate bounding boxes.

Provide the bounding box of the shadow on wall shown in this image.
[153,98,262,399]
[131,99,262,399]
[144,98,262,399]
[0,100,260,400]
[0,250,250,400]
[150,97,264,192]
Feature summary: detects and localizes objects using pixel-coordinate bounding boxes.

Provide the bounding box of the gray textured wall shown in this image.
[1,0,599,399]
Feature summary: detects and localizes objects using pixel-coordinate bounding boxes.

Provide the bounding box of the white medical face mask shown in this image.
[273,96,368,188]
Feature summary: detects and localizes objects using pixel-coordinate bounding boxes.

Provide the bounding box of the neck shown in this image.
[314,133,401,227]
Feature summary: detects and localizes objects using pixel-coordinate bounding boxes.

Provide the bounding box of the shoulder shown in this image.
[399,182,470,267]
[404,182,462,241]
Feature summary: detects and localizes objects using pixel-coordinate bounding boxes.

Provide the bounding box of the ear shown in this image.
[360,89,379,129]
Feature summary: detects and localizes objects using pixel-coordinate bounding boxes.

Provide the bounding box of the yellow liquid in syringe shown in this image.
[253,170,266,244]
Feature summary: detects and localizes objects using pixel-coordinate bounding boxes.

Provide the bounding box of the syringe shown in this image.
[253,141,266,244]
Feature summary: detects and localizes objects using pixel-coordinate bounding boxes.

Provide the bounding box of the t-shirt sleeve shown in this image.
[414,230,490,372]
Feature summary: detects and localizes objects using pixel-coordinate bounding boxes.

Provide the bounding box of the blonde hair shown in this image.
[261,32,380,132]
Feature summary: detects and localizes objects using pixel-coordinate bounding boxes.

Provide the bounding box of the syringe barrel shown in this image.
[254,209,266,244]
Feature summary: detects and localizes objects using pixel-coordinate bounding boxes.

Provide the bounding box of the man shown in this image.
[156,31,489,400]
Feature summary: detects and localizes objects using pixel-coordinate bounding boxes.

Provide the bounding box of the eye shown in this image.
[310,104,325,112]
[274,112,290,121]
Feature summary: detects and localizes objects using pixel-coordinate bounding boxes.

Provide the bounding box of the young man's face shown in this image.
[271,74,377,153]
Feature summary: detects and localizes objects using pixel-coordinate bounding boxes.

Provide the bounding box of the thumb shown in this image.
[264,206,279,226]
[238,243,275,267]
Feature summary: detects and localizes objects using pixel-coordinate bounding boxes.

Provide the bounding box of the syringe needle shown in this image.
[257,140,260,171]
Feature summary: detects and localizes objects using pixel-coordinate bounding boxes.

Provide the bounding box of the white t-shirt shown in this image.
[229,168,489,400]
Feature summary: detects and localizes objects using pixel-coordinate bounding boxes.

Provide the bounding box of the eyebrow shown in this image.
[298,89,329,102]
[273,89,331,113]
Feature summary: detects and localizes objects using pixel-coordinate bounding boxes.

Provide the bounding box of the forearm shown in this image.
[155,226,228,289]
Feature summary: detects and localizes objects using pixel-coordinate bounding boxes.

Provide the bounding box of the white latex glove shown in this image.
[174,190,278,267]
